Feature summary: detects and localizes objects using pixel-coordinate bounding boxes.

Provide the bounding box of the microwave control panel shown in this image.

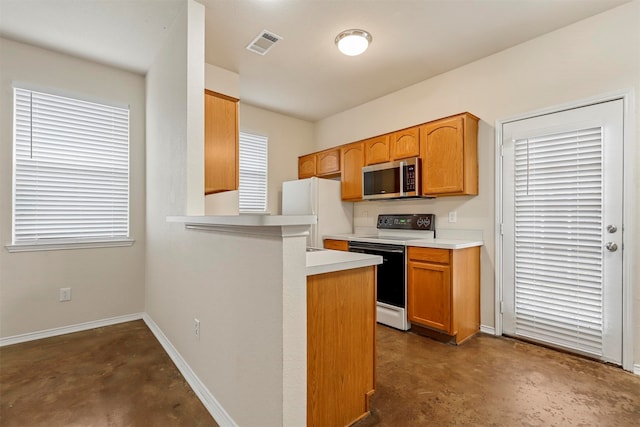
[404,164,416,191]
[377,214,435,231]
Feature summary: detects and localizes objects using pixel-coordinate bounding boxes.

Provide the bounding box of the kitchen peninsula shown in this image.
[167,215,382,426]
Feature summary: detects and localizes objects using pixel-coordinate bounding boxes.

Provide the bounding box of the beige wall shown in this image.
[145,2,290,424]
[0,37,146,337]
[239,103,315,214]
[203,64,315,215]
[205,63,239,99]
[315,1,640,366]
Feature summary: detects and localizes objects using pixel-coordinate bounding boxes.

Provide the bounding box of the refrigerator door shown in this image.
[282,177,317,215]
[282,177,352,248]
[314,179,353,247]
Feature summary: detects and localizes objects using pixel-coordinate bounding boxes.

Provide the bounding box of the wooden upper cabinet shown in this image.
[420,113,479,196]
[296,112,479,199]
[204,90,239,195]
[390,126,420,160]
[298,154,316,179]
[364,134,390,165]
[340,142,364,201]
[316,148,341,177]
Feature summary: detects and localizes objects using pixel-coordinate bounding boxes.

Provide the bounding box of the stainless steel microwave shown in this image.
[362,157,420,200]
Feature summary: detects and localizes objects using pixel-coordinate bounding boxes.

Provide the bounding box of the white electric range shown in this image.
[346,214,435,330]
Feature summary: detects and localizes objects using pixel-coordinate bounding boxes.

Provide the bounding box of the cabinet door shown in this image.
[390,127,420,160]
[298,154,316,179]
[340,142,364,201]
[421,113,478,196]
[316,148,340,176]
[407,260,452,333]
[205,90,238,194]
[307,267,376,427]
[323,239,349,251]
[364,135,390,165]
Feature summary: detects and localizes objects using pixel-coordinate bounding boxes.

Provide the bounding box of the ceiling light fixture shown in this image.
[335,29,372,56]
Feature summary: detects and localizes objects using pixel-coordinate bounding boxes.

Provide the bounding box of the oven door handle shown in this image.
[348,245,405,254]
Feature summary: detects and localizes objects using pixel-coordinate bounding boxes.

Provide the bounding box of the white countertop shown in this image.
[306,249,382,276]
[405,238,484,250]
[324,234,483,250]
[167,214,317,227]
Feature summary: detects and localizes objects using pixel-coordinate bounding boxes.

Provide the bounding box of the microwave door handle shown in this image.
[399,160,406,196]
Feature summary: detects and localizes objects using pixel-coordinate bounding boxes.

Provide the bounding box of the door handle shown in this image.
[607,225,617,233]
[605,242,618,252]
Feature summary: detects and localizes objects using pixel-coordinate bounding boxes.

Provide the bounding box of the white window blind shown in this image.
[238,131,268,212]
[13,87,130,245]
[514,127,603,357]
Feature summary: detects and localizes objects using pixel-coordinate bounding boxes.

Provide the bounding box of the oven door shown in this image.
[348,241,405,308]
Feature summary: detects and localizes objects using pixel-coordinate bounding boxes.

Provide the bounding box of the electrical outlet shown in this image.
[59,287,72,302]
[194,318,200,340]
[448,211,457,223]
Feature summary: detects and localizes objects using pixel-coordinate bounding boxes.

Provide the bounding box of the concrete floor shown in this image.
[357,325,640,427]
[1,321,639,426]
[0,320,217,427]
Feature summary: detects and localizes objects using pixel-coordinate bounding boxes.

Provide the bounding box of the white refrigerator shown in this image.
[281,177,353,248]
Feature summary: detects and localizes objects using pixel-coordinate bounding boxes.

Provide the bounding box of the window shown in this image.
[11,87,131,251]
[238,131,268,213]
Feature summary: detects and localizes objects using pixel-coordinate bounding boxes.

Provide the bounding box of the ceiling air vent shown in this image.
[246,30,282,55]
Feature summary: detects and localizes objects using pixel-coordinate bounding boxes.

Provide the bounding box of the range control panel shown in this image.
[377,214,435,231]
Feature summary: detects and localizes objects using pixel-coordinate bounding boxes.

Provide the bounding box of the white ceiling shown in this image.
[0,0,631,122]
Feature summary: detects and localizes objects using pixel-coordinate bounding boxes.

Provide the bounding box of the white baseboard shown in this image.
[634,364,640,376]
[1,313,237,425]
[142,314,237,427]
[0,313,143,347]
[480,324,496,335]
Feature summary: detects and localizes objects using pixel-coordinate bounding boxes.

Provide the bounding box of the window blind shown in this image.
[13,87,130,243]
[513,127,603,357]
[238,131,268,212]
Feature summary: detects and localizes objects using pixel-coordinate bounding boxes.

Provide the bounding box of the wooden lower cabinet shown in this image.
[307,266,376,427]
[407,246,480,344]
[323,239,349,251]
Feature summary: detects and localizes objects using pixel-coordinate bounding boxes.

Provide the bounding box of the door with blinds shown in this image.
[502,100,623,364]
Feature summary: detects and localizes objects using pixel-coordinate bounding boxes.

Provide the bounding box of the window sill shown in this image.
[5,238,135,253]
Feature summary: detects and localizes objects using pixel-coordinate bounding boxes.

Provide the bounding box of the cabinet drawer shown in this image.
[408,246,450,264]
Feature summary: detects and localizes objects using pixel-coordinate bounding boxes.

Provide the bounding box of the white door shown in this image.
[502,100,623,364]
